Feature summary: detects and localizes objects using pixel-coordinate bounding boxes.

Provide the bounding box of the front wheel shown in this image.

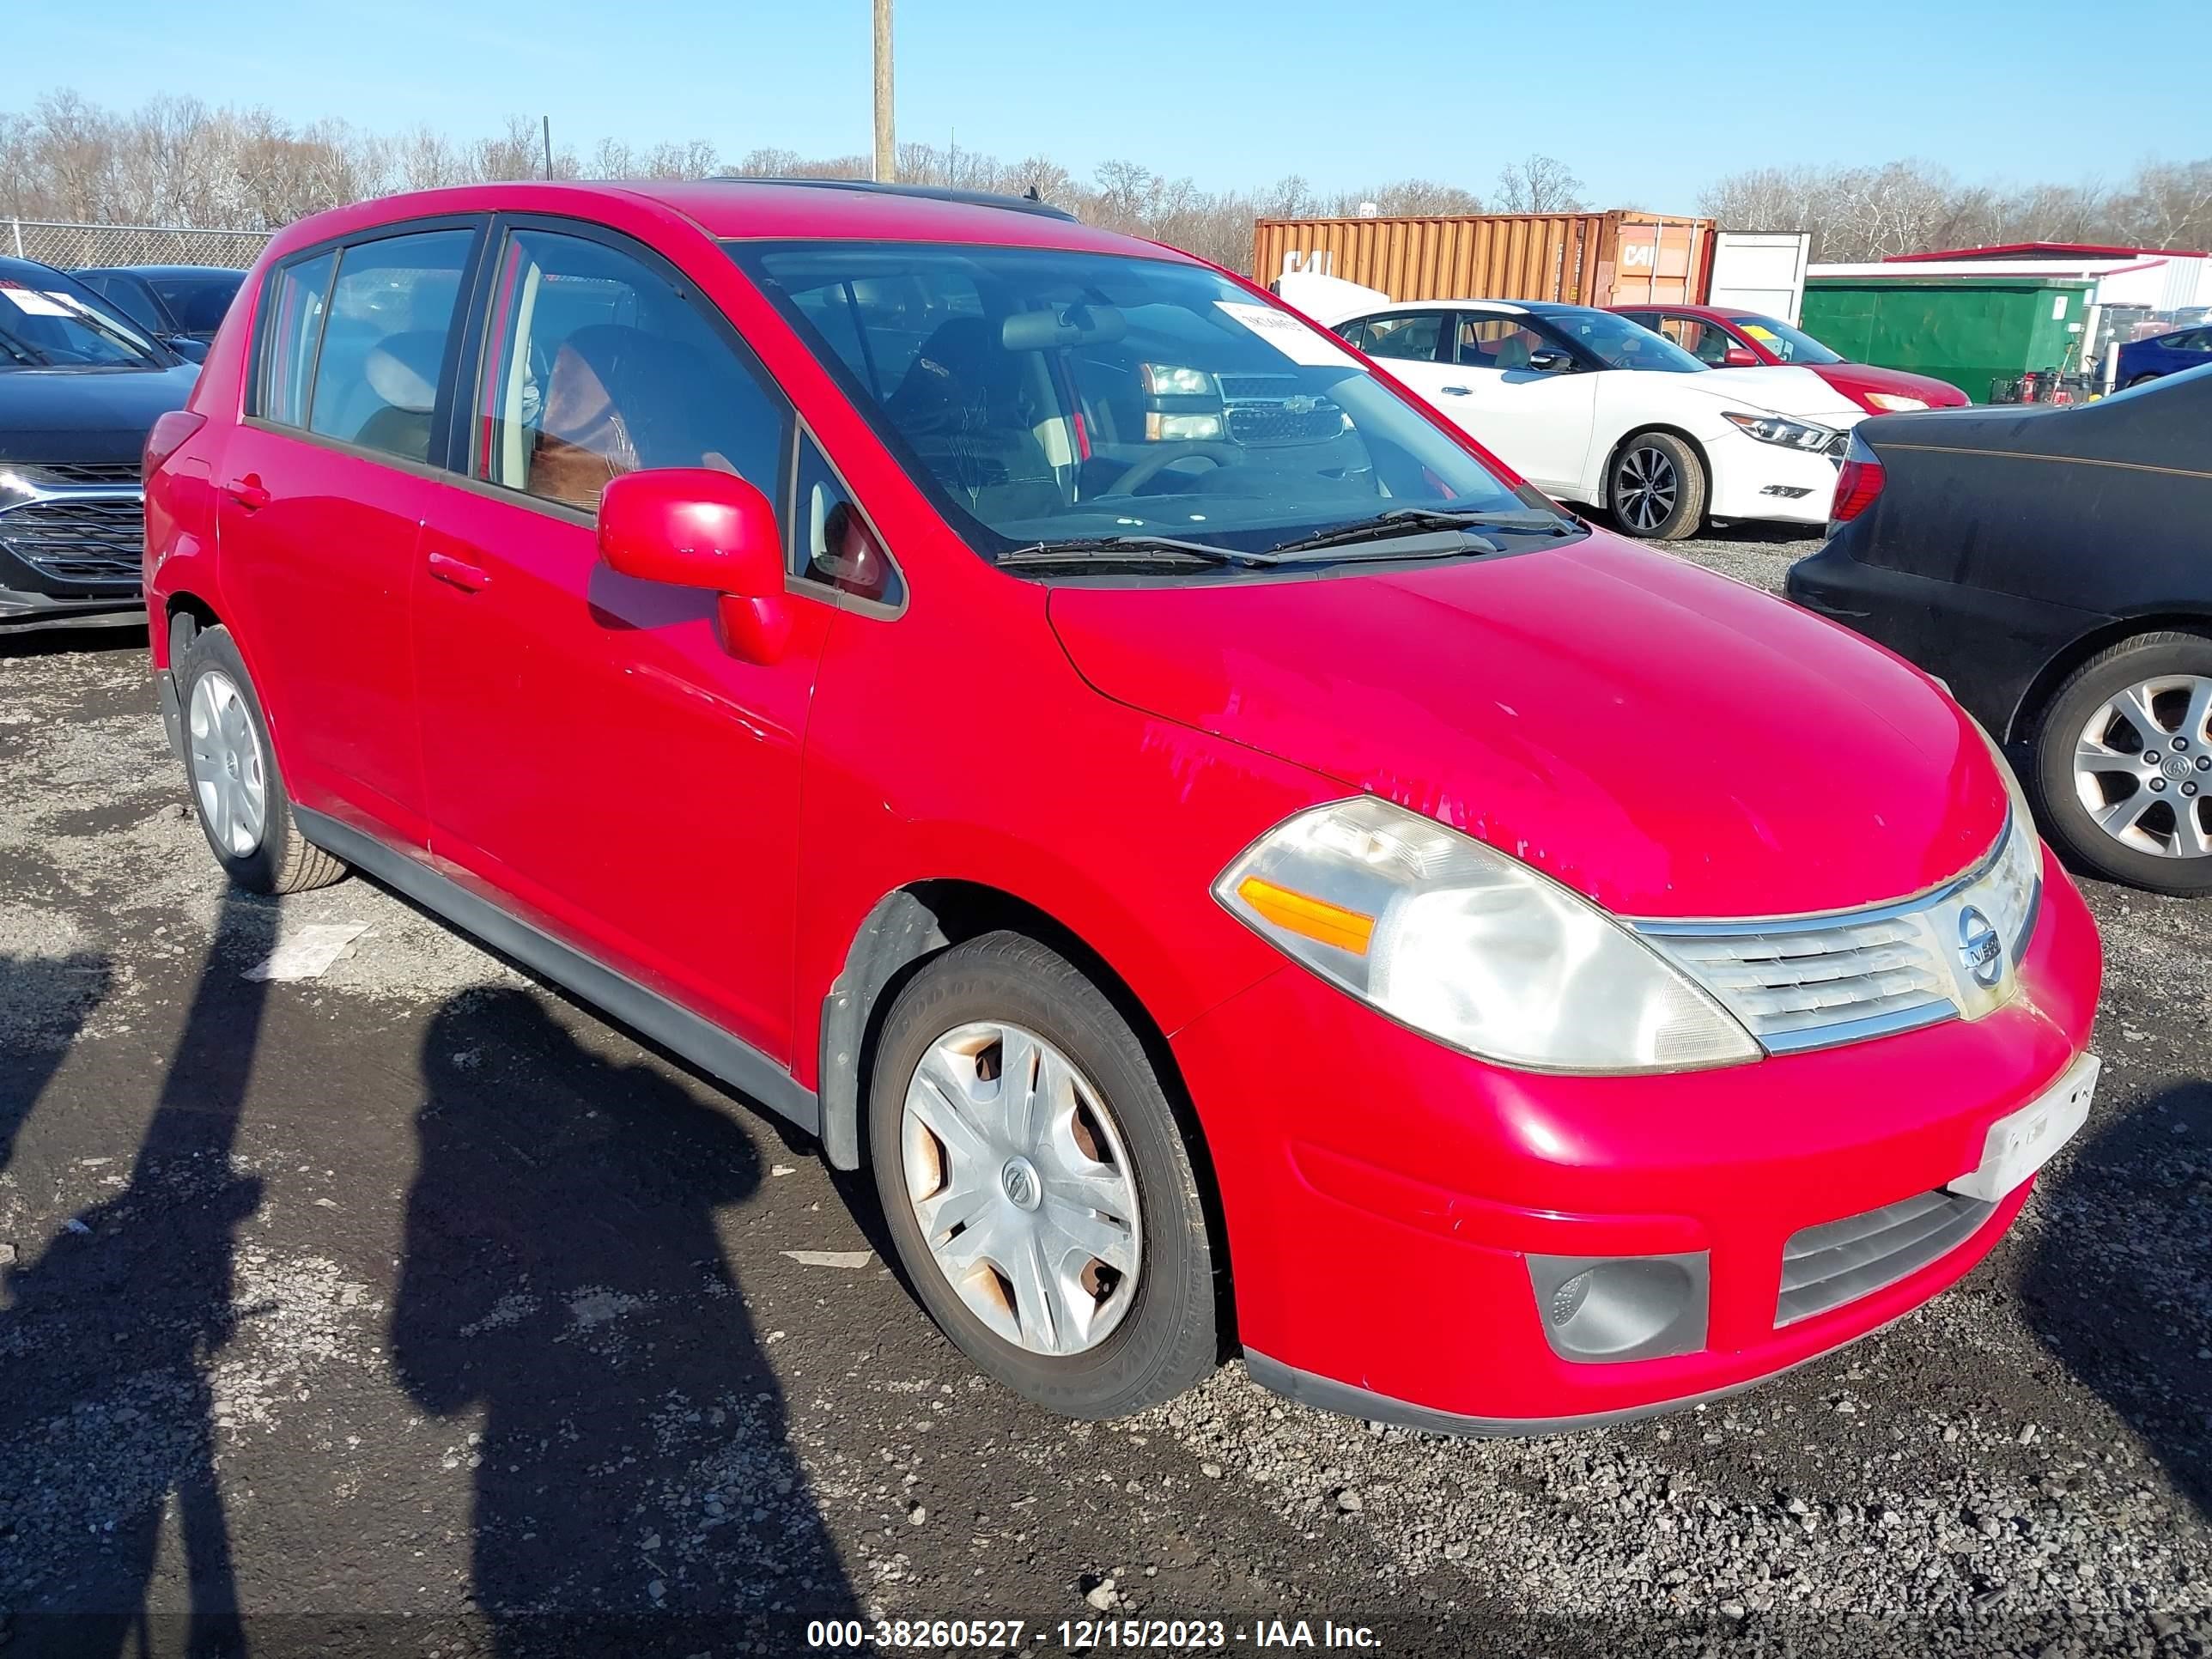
[2033,631,2212,896]
[867,932,1218,1418]
[1607,431,1706,540]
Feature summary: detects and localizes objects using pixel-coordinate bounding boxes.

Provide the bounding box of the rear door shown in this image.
[411,218,836,1062]
[217,222,483,847]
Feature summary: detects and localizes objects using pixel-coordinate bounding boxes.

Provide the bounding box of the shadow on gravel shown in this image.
[0,951,112,1177]
[390,988,857,1653]
[2022,1077,2212,1520]
[0,894,264,1656]
[0,622,147,659]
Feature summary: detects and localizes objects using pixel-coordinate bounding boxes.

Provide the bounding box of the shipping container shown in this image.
[1251,210,1718,307]
[1800,276,2095,404]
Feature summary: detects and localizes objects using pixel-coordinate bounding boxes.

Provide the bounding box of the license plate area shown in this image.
[1946,1052,2099,1203]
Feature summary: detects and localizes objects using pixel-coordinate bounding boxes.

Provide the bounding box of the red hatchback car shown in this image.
[143,180,2101,1431]
[1609,303,1972,413]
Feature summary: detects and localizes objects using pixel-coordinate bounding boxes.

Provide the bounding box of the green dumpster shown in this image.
[1800,276,2094,404]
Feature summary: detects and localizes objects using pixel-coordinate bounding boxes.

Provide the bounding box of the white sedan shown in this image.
[1325,299,1866,540]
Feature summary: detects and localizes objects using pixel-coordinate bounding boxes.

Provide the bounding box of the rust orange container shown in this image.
[1252,210,1718,306]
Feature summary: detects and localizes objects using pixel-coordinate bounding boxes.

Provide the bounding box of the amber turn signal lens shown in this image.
[1234,876,1374,955]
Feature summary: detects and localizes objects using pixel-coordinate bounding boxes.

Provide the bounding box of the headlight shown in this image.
[1721,410,1838,452]
[1968,724,2043,960]
[1212,797,1759,1073]
[1863,392,1929,412]
[1141,364,1215,397]
[1144,411,1224,441]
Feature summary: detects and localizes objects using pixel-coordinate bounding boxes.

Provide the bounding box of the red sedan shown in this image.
[1611,302,1972,413]
[141,178,2097,1432]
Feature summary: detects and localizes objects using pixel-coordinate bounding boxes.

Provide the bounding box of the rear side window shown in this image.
[1361,313,1443,362]
[474,227,788,516]
[258,252,336,427]
[305,229,474,464]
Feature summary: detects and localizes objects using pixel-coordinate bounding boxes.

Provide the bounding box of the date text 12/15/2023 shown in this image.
[805,1617,1384,1649]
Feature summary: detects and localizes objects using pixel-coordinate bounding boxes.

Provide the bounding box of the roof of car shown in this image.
[265,179,1180,265]
[86,264,248,281]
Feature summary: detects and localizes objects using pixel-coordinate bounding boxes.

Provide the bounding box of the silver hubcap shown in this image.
[186,670,268,858]
[1615,445,1678,532]
[900,1021,1141,1357]
[2073,673,2212,860]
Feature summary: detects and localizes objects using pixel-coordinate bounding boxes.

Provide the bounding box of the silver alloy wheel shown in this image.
[186,669,269,858]
[2072,672,2212,859]
[900,1020,1142,1357]
[1614,444,1678,532]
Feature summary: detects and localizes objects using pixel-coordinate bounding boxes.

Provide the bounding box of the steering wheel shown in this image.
[1098,440,1243,498]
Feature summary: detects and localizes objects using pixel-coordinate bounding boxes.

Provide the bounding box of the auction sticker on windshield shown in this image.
[1215,301,1361,368]
[0,283,76,317]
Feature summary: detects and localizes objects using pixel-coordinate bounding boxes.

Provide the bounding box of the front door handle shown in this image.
[1437,385,1474,397]
[222,475,270,510]
[426,550,491,592]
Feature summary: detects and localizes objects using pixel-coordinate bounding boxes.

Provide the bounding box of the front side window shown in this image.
[1358,312,1444,362]
[1544,308,1705,374]
[735,241,1544,562]
[477,228,788,517]
[1729,313,1844,366]
[305,228,475,463]
[148,272,245,335]
[1653,315,1735,366]
[1455,316,1550,371]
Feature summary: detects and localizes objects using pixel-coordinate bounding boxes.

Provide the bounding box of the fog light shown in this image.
[1525,1252,1709,1364]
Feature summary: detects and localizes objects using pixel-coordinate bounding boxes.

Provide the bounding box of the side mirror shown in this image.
[599,468,791,663]
[1722,345,1759,368]
[1526,349,1573,374]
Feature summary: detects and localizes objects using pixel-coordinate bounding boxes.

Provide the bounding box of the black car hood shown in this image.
[0,364,201,465]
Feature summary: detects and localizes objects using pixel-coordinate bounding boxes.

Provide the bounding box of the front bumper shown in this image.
[0,580,146,631]
[1172,847,2100,1431]
[1705,433,1846,526]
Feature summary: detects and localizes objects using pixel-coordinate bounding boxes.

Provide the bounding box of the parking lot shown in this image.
[2,529,2207,1658]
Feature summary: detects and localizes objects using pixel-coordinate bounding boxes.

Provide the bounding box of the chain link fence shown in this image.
[6,219,275,270]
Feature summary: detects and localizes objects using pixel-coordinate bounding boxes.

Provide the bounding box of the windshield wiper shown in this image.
[996,534,1264,571]
[0,332,48,367]
[1265,507,1574,556]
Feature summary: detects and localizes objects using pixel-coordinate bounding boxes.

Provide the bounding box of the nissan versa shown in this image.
[141,180,2104,1431]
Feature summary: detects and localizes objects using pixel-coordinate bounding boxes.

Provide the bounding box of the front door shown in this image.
[412,221,834,1062]
[1437,313,1600,496]
[217,224,480,847]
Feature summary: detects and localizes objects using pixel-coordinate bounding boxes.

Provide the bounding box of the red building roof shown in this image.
[1884,241,2209,263]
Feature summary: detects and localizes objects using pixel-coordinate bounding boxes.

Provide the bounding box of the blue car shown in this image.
[2117,324,2212,387]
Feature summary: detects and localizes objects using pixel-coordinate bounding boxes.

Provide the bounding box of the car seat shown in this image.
[353,330,444,461]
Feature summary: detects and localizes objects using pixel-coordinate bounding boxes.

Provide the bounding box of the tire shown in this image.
[2033,630,2212,896]
[1607,430,1706,540]
[866,932,1218,1418]
[2125,373,2160,390]
[173,623,348,895]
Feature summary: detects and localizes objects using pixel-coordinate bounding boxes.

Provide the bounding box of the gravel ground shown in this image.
[1,530,2207,1658]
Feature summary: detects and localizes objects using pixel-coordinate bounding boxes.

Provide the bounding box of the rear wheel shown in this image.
[2033,631,2212,896]
[1607,430,1705,540]
[867,932,1217,1418]
[2125,373,2160,389]
[175,623,347,895]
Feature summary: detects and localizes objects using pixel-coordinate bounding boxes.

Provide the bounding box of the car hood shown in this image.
[1812,362,1969,409]
[1047,531,2006,919]
[1668,364,1864,426]
[0,363,200,465]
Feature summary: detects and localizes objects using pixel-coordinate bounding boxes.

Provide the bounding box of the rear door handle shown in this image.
[425,550,491,592]
[1437,386,1473,397]
[222,476,270,510]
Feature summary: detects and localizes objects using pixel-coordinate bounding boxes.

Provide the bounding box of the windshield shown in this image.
[1729,313,1844,366]
[732,241,1553,561]
[1546,309,1705,373]
[146,271,244,334]
[0,275,163,368]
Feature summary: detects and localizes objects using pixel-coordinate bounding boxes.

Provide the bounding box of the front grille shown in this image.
[1224,403,1342,446]
[3,462,142,486]
[1777,1188,1994,1325]
[1646,916,1952,1047]
[0,496,145,583]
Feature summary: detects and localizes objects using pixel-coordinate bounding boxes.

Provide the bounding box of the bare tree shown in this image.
[1494,154,1586,214]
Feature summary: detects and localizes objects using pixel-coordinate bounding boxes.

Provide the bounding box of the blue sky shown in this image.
[54,0,2207,208]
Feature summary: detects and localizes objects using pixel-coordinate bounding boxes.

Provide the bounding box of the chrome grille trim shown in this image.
[0,467,144,587]
[1632,811,2040,1055]
[1777,1188,1995,1326]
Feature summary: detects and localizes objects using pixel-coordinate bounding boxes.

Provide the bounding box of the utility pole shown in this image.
[872,0,895,183]
[542,116,554,181]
